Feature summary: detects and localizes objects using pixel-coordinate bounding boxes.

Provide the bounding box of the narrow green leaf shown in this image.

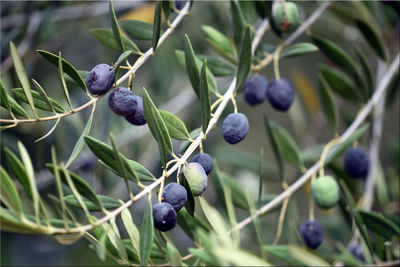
[311,34,360,78]
[202,25,233,55]
[199,60,211,131]
[319,64,362,103]
[197,55,235,76]
[246,192,265,253]
[61,168,91,217]
[58,52,73,110]
[214,247,271,266]
[108,219,129,262]
[113,50,132,79]
[177,208,209,240]
[121,208,140,255]
[161,0,172,21]
[84,136,150,182]
[264,115,284,180]
[152,1,162,50]
[0,79,11,114]
[159,110,190,140]
[199,197,231,246]
[181,174,195,217]
[325,124,369,165]
[10,42,38,118]
[230,0,246,50]
[110,133,132,195]
[11,88,65,113]
[17,141,40,223]
[37,50,87,92]
[339,180,374,258]
[300,144,324,164]
[235,26,252,92]
[0,166,23,216]
[140,199,154,265]
[64,70,89,86]
[1,94,30,119]
[269,120,303,169]
[357,209,400,239]
[109,0,124,52]
[166,243,182,266]
[48,165,103,211]
[120,20,153,40]
[280,43,319,59]
[288,246,330,266]
[211,160,228,214]
[355,20,386,60]
[32,79,56,113]
[189,248,219,266]
[64,194,121,211]
[89,28,141,54]
[65,105,95,168]
[175,49,218,93]
[96,225,110,262]
[317,74,339,134]
[239,1,257,24]
[184,36,200,98]
[4,148,31,198]
[221,173,248,209]
[354,45,374,99]
[0,206,45,235]
[142,88,173,167]
[264,245,305,266]
[224,188,239,245]
[51,147,72,230]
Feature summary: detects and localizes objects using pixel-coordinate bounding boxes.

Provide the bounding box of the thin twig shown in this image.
[0,2,191,125]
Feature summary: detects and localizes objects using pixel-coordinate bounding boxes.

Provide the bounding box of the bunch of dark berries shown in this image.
[153,157,212,232]
[86,64,146,125]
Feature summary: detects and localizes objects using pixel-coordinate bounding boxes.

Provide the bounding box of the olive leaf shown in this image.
[10,42,38,118]
[37,50,88,92]
[199,60,211,132]
[235,26,252,92]
[109,0,124,52]
[159,110,190,140]
[120,20,154,40]
[317,74,339,134]
[152,1,162,50]
[140,199,154,265]
[142,88,173,167]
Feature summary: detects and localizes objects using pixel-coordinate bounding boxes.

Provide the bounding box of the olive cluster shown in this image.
[299,146,369,254]
[86,64,146,126]
[153,153,213,232]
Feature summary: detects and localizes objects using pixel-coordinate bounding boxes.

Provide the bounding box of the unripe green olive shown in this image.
[182,162,208,196]
[272,2,301,33]
[311,176,340,209]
